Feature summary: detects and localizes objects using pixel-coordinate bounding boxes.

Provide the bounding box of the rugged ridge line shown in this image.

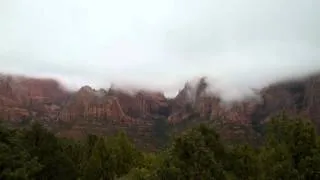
[1,73,320,148]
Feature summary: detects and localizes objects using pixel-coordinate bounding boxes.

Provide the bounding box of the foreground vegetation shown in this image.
[1,113,320,179]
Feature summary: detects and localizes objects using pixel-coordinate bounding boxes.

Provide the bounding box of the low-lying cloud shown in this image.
[0,0,319,100]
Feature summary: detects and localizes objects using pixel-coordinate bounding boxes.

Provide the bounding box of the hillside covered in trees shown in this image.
[1,113,320,180]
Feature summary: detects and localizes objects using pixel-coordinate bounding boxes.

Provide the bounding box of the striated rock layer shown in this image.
[1,73,320,148]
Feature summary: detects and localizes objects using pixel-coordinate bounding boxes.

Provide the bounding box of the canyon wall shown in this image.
[1,73,320,148]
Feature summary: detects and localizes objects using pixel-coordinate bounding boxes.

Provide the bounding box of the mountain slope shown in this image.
[1,73,320,149]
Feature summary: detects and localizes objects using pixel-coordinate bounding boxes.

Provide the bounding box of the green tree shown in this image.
[60,138,84,174]
[152,117,170,148]
[154,124,228,180]
[21,122,77,180]
[82,137,113,180]
[227,144,260,180]
[261,113,320,179]
[0,126,42,180]
[82,132,142,180]
[107,131,143,177]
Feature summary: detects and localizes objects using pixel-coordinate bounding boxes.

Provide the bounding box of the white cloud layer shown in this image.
[0,0,319,99]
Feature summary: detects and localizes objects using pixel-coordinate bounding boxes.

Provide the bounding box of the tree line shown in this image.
[1,113,320,179]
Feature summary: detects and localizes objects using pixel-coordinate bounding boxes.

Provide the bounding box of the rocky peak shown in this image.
[79,85,94,92]
[175,77,210,105]
[2,72,320,147]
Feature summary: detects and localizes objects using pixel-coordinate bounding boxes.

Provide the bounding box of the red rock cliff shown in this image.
[1,73,320,143]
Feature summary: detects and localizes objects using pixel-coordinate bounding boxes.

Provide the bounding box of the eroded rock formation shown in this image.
[1,72,320,147]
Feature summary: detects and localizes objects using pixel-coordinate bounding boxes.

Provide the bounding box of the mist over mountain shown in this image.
[0,0,319,101]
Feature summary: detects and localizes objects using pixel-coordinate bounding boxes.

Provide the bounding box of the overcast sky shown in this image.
[0,0,319,99]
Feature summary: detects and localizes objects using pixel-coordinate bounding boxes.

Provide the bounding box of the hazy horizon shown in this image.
[1,0,319,100]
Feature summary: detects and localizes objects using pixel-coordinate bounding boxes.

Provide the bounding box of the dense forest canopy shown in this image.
[1,113,320,179]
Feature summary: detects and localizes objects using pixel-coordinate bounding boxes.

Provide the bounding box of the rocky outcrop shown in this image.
[108,88,169,118]
[250,74,320,130]
[1,72,320,148]
[169,73,320,133]
[0,74,69,122]
[58,86,137,125]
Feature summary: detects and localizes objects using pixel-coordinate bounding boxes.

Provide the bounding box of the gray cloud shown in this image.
[0,0,319,100]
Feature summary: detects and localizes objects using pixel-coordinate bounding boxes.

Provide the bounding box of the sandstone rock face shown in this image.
[169,73,320,131]
[108,89,169,118]
[0,74,69,122]
[1,73,320,147]
[59,86,134,125]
